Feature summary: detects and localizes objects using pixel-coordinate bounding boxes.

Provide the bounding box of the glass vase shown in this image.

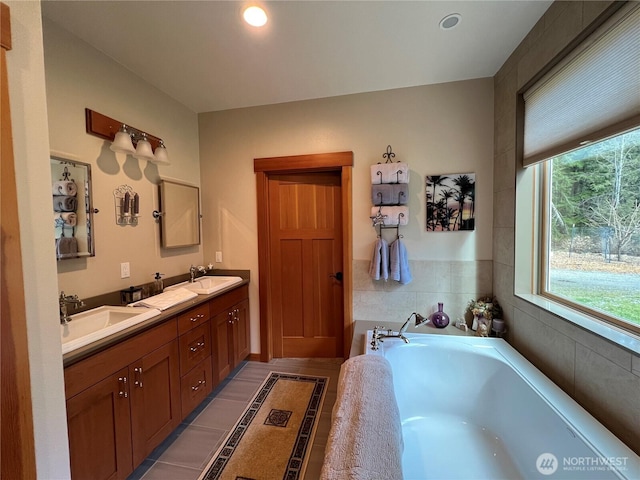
[429,302,450,328]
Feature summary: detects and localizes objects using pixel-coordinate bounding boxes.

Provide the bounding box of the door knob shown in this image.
[329,272,343,281]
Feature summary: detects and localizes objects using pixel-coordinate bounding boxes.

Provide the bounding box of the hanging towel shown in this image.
[368,237,389,281]
[54,212,77,228]
[389,238,412,285]
[53,195,77,212]
[56,235,78,259]
[369,206,409,226]
[52,181,77,196]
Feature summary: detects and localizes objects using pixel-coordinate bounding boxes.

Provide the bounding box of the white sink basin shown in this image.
[166,276,243,295]
[61,305,161,354]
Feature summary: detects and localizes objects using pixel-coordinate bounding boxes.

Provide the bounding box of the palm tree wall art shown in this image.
[426,173,476,231]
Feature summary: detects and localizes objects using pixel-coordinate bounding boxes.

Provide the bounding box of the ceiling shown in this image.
[41,1,552,113]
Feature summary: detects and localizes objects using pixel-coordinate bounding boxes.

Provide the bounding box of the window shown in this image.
[519,4,640,335]
[542,128,640,332]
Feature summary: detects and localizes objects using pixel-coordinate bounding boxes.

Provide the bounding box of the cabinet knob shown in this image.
[133,367,143,388]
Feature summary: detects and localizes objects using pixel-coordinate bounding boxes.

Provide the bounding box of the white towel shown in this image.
[129,287,197,311]
[52,181,77,196]
[370,163,410,184]
[370,206,409,226]
[368,237,389,281]
[320,355,404,480]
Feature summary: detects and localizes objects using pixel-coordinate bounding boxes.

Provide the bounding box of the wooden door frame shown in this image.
[254,152,353,362]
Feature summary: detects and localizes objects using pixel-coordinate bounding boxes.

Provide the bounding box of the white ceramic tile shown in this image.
[353,290,417,323]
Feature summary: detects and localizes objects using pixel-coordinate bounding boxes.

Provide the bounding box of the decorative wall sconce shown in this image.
[85,109,170,165]
[114,185,139,225]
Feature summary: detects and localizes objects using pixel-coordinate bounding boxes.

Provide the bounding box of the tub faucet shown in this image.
[370,313,428,350]
[59,291,85,324]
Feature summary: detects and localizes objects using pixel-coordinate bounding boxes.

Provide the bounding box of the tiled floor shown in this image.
[127,358,343,480]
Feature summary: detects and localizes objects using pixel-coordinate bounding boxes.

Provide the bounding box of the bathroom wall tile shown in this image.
[494,69,517,123]
[493,261,516,309]
[493,188,515,228]
[417,292,470,323]
[539,310,633,371]
[494,148,516,193]
[632,354,640,378]
[494,108,516,155]
[512,310,576,394]
[450,260,493,296]
[513,297,541,321]
[352,259,385,292]
[574,344,640,453]
[390,260,451,294]
[493,227,515,267]
[353,290,417,323]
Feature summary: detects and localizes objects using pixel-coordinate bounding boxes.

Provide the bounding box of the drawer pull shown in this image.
[191,379,206,391]
[134,367,143,388]
[189,341,206,352]
[118,376,128,398]
[191,313,206,322]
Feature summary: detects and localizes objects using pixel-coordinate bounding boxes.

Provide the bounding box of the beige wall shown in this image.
[199,78,494,351]
[6,2,70,477]
[493,0,640,454]
[43,19,203,299]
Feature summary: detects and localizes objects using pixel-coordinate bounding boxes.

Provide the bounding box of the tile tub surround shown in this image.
[493,0,640,455]
[127,358,342,480]
[353,259,493,325]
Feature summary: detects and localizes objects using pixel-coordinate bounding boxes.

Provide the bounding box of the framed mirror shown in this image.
[51,155,96,260]
[158,179,201,248]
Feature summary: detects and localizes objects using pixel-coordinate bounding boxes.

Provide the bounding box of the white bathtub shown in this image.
[366,332,639,480]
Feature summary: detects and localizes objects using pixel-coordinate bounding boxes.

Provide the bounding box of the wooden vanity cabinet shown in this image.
[177,303,213,418]
[64,320,180,480]
[211,285,250,384]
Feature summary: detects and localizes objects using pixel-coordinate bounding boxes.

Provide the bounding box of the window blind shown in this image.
[523,4,640,166]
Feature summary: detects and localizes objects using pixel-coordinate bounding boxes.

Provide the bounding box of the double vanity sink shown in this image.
[60,276,244,354]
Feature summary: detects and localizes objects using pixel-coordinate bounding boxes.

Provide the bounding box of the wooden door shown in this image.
[66,368,133,480]
[129,340,180,467]
[268,172,344,357]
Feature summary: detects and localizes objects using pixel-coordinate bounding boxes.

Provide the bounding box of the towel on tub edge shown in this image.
[320,355,404,480]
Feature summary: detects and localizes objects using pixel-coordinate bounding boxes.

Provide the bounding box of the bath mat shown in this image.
[198,372,328,480]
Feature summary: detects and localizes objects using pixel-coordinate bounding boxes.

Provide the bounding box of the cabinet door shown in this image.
[66,368,132,480]
[212,309,233,384]
[232,299,250,367]
[180,357,213,418]
[129,340,181,467]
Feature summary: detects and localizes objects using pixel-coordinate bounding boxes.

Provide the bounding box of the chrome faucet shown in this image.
[189,265,206,282]
[59,291,85,324]
[370,313,428,350]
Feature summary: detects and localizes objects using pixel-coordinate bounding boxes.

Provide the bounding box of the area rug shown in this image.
[198,372,328,480]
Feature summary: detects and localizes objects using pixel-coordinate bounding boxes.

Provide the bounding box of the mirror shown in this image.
[158,179,201,248]
[51,155,96,260]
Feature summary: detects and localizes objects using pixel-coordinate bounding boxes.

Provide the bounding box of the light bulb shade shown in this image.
[110,125,136,154]
[152,140,170,165]
[134,134,155,161]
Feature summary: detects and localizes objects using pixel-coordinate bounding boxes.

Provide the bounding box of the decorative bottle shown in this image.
[429,302,450,328]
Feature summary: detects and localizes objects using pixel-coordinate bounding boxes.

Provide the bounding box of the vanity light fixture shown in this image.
[243,5,267,27]
[86,109,170,165]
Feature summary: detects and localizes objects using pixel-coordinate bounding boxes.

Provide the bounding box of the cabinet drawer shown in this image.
[179,322,211,374]
[180,357,212,419]
[177,303,210,335]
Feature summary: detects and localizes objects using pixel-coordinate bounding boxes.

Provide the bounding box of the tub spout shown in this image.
[399,312,428,334]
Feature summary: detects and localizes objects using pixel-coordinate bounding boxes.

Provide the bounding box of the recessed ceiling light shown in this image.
[243,5,268,27]
[439,13,461,30]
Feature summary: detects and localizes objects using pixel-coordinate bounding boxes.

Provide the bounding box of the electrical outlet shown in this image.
[120,262,130,279]
[215,251,222,263]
